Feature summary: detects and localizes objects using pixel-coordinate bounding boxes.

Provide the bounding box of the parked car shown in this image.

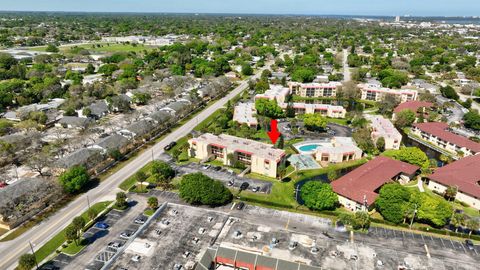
[164,141,177,151]
[465,239,475,250]
[213,166,222,171]
[95,222,109,229]
[240,182,249,191]
[108,241,123,248]
[252,186,260,192]
[201,164,211,170]
[236,202,245,210]
[131,255,141,262]
[120,230,134,239]
[134,215,147,224]
[227,180,234,186]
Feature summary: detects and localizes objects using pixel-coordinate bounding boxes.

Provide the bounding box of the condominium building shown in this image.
[254,84,290,104]
[392,100,434,121]
[188,133,286,178]
[358,83,418,102]
[288,82,342,97]
[412,122,480,157]
[279,103,346,118]
[233,102,258,127]
[332,156,419,211]
[254,84,346,118]
[426,154,480,210]
[294,137,363,163]
[367,115,402,150]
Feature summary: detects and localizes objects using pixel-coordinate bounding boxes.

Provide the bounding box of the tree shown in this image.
[147,196,159,209]
[134,171,148,192]
[277,163,287,180]
[444,186,457,201]
[179,173,232,206]
[86,63,95,74]
[378,69,408,88]
[376,137,385,152]
[416,193,452,227]
[300,182,338,211]
[115,192,128,209]
[65,224,79,245]
[351,211,371,230]
[131,92,151,105]
[87,208,97,221]
[18,253,36,270]
[241,63,253,76]
[58,166,90,194]
[463,111,480,131]
[378,94,400,116]
[291,67,315,83]
[45,44,59,53]
[466,219,480,236]
[395,109,416,128]
[327,169,339,181]
[450,213,466,233]
[275,134,284,149]
[285,103,295,118]
[302,113,327,131]
[375,183,411,224]
[352,127,377,154]
[440,85,459,100]
[150,160,175,189]
[254,98,284,119]
[383,147,429,171]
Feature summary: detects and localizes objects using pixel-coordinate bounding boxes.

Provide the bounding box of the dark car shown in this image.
[236,202,245,210]
[465,239,475,250]
[95,222,109,229]
[239,182,249,191]
[213,166,222,171]
[164,141,177,151]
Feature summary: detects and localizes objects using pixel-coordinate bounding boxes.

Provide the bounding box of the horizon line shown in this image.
[0,10,478,18]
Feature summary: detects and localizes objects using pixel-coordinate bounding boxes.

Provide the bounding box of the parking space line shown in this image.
[440,238,447,248]
[474,248,478,256]
[392,229,396,238]
[410,231,415,239]
[459,243,467,253]
[449,239,456,249]
[420,234,425,244]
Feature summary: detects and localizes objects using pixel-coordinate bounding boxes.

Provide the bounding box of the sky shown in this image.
[1,0,479,16]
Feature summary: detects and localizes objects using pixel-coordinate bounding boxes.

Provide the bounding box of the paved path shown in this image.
[0,64,270,270]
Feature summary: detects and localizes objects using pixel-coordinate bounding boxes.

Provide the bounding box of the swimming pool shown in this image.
[298,144,320,152]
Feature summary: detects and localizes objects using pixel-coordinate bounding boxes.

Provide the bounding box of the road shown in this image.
[342,48,351,82]
[0,64,269,270]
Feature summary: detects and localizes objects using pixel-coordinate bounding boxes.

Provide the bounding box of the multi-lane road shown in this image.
[0,64,269,270]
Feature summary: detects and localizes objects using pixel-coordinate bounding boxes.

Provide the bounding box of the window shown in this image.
[237,151,252,164]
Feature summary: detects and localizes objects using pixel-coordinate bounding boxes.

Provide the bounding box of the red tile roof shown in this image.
[393,101,434,113]
[331,156,419,206]
[427,154,480,199]
[413,122,480,153]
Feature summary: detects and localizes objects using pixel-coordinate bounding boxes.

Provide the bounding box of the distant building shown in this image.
[233,102,258,127]
[288,82,342,98]
[294,137,362,163]
[412,122,480,157]
[332,156,419,211]
[188,133,286,178]
[367,115,402,150]
[358,83,418,102]
[254,84,290,104]
[426,154,480,210]
[56,116,92,129]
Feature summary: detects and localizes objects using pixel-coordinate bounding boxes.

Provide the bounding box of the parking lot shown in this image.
[48,199,147,270]
[111,204,229,270]
[179,162,273,194]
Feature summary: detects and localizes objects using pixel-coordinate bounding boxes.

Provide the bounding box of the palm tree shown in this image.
[444,186,457,201]
[450,213,465,233]
[466,219,479,237]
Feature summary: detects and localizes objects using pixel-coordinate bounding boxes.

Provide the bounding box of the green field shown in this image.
[29,43,155,54]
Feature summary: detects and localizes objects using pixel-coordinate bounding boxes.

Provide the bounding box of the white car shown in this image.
[131,255,141,262]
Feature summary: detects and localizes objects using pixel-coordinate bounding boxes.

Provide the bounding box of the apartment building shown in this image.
[367,115,402,150]
[279,103,346,118]
[288,82,342,97]
[426,154,480,210]
[358,83,418,102]
[233,102,258,127]
[188,133,286,178]
[412,122,480,157]
[332,156,419,211]
[392,100,434,121]
[254,84,291,104]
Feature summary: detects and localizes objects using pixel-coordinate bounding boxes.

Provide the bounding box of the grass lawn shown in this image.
[119,161,156,191]
[144,209,155,216]
[34,201,112,263]
[327,117,350,126]
[0,228,8,237]
[62,239,87,256]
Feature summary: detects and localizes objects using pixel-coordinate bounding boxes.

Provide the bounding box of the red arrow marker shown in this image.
[267,119,281,144]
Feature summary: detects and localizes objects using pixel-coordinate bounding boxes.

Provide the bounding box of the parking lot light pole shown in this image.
[87,195,91,210]
[29,241,39,270]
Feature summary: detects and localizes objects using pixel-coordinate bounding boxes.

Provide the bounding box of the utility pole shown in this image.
[87,195,91,210]
[29,241,39,270]
[410,204,418,229]
[151,149,154,161]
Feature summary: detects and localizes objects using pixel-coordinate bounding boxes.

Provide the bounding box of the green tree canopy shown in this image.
[150,160,175,184]
[58,166,90,194]
[291,67,316,83]
[375,183,411,224]
[254,98,284,119]
[395,109,416,129]
[302,113,327,131]
[383,147,429,170]
[18,253,36,270]
[241,63,253,76]
[440,85,459,100]
[179,173,232,206]
[147,196,159,209]
[300,181,338,211]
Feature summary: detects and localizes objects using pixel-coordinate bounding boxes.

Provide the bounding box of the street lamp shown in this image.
[29,241,39,270]
[410,204,418,229]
